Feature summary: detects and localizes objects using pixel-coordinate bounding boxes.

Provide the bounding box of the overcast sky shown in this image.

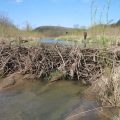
[0,0,120,28]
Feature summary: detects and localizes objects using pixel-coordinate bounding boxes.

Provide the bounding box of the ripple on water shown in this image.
[0,81,118,120]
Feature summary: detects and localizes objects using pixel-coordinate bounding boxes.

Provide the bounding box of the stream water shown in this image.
[39,38,80,46]
[0,80,118,120]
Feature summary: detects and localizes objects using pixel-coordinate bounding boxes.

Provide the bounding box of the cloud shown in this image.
[15,0,23,3]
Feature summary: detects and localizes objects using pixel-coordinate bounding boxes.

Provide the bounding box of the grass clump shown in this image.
[93,66,120,107]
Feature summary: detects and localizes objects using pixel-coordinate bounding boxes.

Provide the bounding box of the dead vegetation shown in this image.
[94,66,120,107]
[0,42,120,106]
[0,42,119,81]
[0,43,100,82]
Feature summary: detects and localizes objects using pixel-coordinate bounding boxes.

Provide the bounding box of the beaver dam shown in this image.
[0,42,120,83]
[0,42,120,120]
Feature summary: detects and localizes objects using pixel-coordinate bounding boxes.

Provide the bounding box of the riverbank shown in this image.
[0,42,109,89]
[0,41,120,119]
[0,42,119,87]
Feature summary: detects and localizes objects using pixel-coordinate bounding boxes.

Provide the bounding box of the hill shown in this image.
[34,26,86,37]
[34,26,71,37]
[116,19,120,26]
[111,19,120,27]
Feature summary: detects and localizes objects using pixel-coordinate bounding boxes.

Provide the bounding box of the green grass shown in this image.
[55,26,118,48]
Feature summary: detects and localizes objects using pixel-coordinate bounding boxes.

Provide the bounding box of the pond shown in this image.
[38,38,82,46]
[0,80,118,120]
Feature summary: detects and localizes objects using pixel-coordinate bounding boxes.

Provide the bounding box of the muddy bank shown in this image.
[0,72,36,90]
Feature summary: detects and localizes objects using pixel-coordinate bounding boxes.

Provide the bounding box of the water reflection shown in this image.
[0,81,119,120]
[39,38,80,46]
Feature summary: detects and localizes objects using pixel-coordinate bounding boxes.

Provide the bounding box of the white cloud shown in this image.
[15,0,23,3]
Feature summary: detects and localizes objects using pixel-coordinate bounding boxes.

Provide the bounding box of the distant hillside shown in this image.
[116,20,120,25]
[111,19,120,27]
[34,26,86,37]
[34,26,71,37]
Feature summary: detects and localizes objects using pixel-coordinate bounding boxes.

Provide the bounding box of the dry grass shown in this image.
[92,66,120,107]
[0,15,43,43]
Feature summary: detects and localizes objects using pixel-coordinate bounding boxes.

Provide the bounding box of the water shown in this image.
[0,80,118,120]
[39,38,80,45]
[0,80,102,120]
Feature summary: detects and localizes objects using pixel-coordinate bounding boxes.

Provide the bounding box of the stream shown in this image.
[38,38,81,46]
[0,80,118,120]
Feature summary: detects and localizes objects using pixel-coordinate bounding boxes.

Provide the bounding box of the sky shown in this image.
[0,0,120,28]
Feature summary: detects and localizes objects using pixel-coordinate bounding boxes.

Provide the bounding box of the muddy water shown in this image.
[0,81,118,120]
